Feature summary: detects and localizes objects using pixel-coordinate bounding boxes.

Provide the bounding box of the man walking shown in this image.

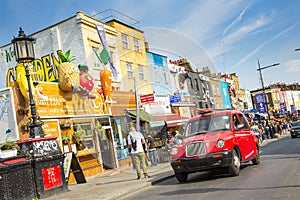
[128,127,150,179]
[147,135,157,166]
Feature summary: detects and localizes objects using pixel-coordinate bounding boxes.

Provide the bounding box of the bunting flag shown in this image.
[95,24,117,78]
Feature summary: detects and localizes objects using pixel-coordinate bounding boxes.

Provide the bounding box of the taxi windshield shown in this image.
[185,114,231,136]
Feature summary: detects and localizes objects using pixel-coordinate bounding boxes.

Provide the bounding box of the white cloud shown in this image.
[223,0,255,36]
[231,21,297,70]
[174,0,243,42]
[285,59,300,72]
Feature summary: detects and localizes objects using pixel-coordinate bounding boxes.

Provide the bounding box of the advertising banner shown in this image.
[280,103,287,115]
[219,82,231,109]
[290,104,295,114]
[256,93,266,113]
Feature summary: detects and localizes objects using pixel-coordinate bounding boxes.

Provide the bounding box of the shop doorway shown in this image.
[97,128,116,169]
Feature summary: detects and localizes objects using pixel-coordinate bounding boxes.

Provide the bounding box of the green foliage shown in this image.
[58,50,76,63]
[73,125,86,143]
[95,121,102,130]
[62,134,71,142]
[0,141,18,151]
[78,64,89,72]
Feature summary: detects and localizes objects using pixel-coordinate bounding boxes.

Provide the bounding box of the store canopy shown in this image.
[127,109,152,122]
[153,114,189,127]
[127,110,167,127]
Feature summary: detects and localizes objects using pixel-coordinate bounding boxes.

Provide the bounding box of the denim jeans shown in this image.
[148,150,157,166]
[131,152,148,177]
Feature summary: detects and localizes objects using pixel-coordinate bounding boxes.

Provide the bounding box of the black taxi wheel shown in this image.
[228,149,240,176]
[175,172,188,183]
[252,146,260,165]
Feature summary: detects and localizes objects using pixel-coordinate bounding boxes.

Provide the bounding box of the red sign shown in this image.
[140,94,154,103]
[42,165,63,190]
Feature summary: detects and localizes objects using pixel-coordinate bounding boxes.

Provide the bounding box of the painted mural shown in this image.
[7,49,111,119]
[179,71,214,108]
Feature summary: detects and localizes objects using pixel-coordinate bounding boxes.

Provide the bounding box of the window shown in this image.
[195,79,199,90]
[109,51,114,63]
[212,85,216,96]
[239,114,250,130]
[122,33,129,49]
[164,72,168,84]
[92,47,101,68]
[133,37,140,52]
[73,122,94,151]
[138,65,145,80]
[126,62,133,78]
[154,67,158,82]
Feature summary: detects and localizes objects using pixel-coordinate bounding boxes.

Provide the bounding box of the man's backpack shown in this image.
[130,135,137,151]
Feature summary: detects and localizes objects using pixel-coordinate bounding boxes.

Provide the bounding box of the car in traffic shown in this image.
[170,109,260,183]
[290,120,300,138]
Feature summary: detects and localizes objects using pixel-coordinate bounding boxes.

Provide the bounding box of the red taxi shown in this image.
[170,109,260,183]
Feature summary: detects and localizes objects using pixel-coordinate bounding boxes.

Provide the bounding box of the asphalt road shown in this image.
[120,136,300,200]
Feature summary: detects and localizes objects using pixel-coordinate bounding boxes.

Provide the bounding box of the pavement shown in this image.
[42,134,289,200]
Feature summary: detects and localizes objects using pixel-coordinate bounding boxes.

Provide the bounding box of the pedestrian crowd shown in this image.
[250,119,290,146]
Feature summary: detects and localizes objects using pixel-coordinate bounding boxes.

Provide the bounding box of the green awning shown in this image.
[127,109,152,122]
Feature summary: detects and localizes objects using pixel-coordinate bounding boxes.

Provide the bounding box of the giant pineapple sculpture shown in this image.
[58,50,80,92]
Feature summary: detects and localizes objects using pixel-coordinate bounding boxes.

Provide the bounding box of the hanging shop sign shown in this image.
[140,94,154,104]
[170,95,181,104]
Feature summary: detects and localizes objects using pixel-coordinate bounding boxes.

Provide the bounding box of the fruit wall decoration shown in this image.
[57,50,80,92]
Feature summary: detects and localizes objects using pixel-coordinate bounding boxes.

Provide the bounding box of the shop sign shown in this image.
[140,94,154,103]
[0,88,18,143]
[170,95,181,104]
[42,165,63,190]
[42,120,62,148]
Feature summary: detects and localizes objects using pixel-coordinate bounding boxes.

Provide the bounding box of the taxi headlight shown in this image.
[217,139,225,148]
[171,147,178,155]
[174,138,183,145]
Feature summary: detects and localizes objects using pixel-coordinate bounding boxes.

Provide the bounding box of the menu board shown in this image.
[0,88,18,144]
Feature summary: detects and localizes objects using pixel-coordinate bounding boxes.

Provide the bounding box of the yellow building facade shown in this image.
[106,20,153,95]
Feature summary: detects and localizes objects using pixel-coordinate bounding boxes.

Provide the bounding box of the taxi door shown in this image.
[232,113,256,160]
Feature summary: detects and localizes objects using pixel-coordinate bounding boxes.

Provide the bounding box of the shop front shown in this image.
[109,91,136,167]
[154,113,189,133]
[11,81,117,183]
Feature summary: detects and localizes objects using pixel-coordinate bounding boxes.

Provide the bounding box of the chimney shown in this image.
[145,42,149,52]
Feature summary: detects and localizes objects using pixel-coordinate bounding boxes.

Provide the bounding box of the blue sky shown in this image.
[1,0,300,91]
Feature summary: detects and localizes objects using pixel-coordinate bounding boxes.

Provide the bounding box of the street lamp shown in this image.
[257,59,280,120]
[12,27,45,138]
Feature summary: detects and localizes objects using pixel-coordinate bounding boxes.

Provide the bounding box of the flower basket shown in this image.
[62,134,71,145]
[0,149,18,158]
[0,141,18,158]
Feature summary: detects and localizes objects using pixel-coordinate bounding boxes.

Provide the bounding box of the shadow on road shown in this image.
[158,184,300,197]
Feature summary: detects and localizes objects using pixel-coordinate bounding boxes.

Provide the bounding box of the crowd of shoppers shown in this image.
[250,119,290,146]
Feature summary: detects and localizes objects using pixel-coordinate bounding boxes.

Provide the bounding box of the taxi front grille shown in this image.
[186,141,206,156]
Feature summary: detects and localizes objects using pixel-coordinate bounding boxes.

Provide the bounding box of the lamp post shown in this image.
[257,59,280,119]
[12,28,68,199]
[12,27,45,138]
[133,77,140,132]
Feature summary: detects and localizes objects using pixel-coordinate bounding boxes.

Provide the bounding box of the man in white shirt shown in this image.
[127,126,150,179]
